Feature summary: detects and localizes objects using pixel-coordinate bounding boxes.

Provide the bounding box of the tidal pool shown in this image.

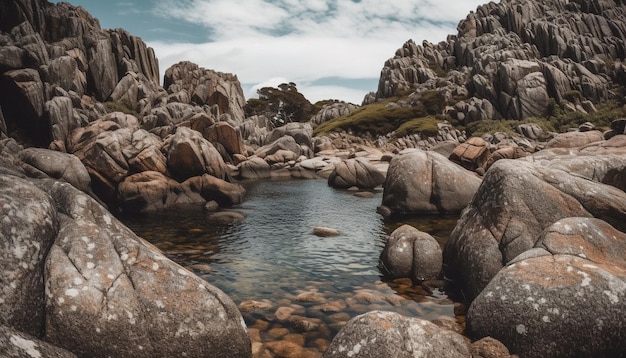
[120,178,462,355]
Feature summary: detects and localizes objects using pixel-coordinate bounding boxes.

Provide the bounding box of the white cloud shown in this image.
[150,0,486,103]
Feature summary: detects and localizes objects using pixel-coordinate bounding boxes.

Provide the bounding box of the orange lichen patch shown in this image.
[507,256,592,287]
[542,231,606,263]
[375,318,394,330]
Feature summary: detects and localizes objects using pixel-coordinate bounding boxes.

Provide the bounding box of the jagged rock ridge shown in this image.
[374,0,626,122]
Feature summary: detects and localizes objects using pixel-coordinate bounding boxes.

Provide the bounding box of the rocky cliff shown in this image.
[374,0,626,122]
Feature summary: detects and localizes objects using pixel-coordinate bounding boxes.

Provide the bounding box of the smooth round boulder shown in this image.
[323,311,470,358]
[545,130,603,148]
[238,157,271,179]
[327,158,385,190]
[468,217,626,357]
[44,181,251,357]
[379,225,442,281]
[381,149,481,215]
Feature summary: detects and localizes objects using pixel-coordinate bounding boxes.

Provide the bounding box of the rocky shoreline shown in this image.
[2,0,626,357]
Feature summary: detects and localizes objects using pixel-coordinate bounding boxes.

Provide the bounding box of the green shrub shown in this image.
[104,99,140,118]
[394,117,441,138]
[313,98,428,136]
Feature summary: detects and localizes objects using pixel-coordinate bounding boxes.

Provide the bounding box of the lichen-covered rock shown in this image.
[379,225,442,281]
[323,311,470,358]
[380,149,481,215]
[0,176,58,337]
[17,148,91,194]
[327,158,385,190]
[444,156,626,302]
[0,324,77,358]
[43,180,251,357]
[467,218,626,358]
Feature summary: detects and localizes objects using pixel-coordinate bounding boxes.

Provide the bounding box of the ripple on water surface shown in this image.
[120,178,462,356]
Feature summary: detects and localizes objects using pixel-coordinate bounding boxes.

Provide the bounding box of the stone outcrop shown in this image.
[375,0,626,121]
[467,217,626,357]
[378,225,442,282]
[380,149,482,215]
[117,171,245,213]
[444,154,626,302]
[163,61,246,125]
[310,102,359,128]
[323,311,470,358]
[0,0,160,146]
[327,158,385,190]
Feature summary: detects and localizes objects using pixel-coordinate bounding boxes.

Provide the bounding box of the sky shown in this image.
[52,0,487,104]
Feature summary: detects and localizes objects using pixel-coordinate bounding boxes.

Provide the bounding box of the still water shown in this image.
[120,178,461,355]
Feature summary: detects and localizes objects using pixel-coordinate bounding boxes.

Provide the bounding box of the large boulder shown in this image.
[545,130,604,148]
[67,119,131,185]
[0,176,58,337]
[118,171,245,213]
[444,156,626,302]
[467,217,626,357]
[205,122,244,156]
[449,137,490,171]
[17,148,91,194]
[238,157,271,180]
[380,149,481,215]
[327,158,385,190]
[323,311,470,358]
[42,179,251,357]
[378,225,442,282]
[163,126,227,181]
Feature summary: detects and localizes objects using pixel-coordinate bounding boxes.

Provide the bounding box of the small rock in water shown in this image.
[239,299,274,312]
[204,200,219,212]
[312,227,340,237]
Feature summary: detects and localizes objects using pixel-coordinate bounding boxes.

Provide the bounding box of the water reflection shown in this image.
[120,178,461,356]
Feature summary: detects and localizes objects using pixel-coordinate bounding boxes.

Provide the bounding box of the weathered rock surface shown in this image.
[163,126,228,181]
[444,155,626,302]
[375,0,626,121]
[379,225,442,282]
[163,61,246,124]
[545,130,604,148]
[117,171,245,213]
[323,311,470,358]
[449,136,491,171]
[327,158,385,190]
[0,0,160,145]
[0,324,78,358]
[43,180,250,357]
[0,176,58,337]
[380,149,481,215]
[310,102,359,128]
[467,217,626,358]
[17,148,91,194]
